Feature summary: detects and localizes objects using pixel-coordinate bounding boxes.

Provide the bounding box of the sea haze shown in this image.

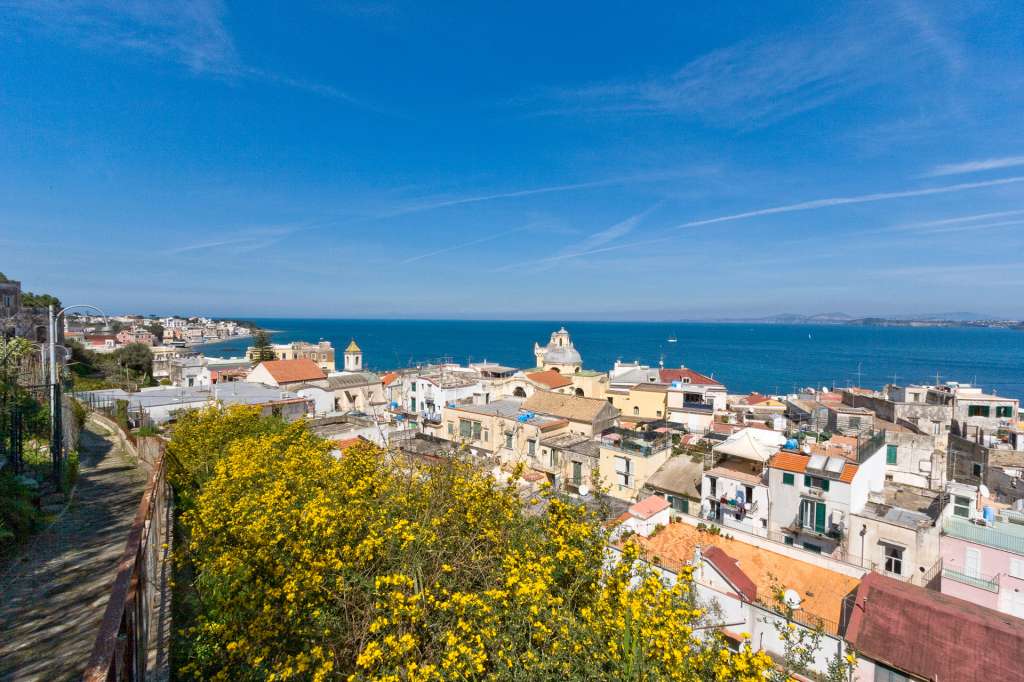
[198,320,1024,400]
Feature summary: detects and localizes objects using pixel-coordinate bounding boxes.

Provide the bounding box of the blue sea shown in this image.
[198,320,1024,400]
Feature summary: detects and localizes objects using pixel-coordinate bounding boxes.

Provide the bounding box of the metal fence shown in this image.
[83,438,170,682]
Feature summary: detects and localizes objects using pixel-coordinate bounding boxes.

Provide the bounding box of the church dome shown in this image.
[543,346,581,365]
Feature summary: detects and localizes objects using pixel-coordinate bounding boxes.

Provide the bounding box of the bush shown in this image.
[173,410,774,681]
[61,451,79,495]
[136,425,160,437]
[0,471,43,553]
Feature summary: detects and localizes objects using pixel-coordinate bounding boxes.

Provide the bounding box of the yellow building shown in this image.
[597,428,675,501]
[606,383,668,420]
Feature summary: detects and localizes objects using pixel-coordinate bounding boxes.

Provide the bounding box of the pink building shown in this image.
[939,509,1024,618]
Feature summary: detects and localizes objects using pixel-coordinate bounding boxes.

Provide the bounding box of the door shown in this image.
[572,461,582,485]
[965,548,981,578]
[815,502,827,534]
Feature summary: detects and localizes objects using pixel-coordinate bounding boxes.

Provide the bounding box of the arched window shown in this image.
[513,386,527,398]
[574,366,580,373]
[633,406,640,416]
[550,367,560,373]
[575,388,584,397]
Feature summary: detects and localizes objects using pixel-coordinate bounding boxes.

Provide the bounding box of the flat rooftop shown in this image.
[861,484,943,529]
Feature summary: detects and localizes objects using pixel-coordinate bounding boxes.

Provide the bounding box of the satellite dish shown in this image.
[979,484,990,498]
[578,484,590,497]
[782,588,802,609]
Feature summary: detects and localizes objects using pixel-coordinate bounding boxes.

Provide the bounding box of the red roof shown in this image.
[335,436,370,451]
[702,546,757,602]
[629,495,670,520]
[769,450,858,483]
[659,367,718,385]
[255,358,326,384]
[381,371,400,386]
[743,393,773,405]
[844,572,1024,681]
[525,370,573,390]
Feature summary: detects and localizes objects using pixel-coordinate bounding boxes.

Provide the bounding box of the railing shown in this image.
[942,567,1000,593]
[83,439,170,682]
[856,429,886,463]
[943,517,1024,555]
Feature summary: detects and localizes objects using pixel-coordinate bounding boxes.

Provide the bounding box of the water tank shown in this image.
[983,506,995,524]
[785,438,799,450]
[782,589,802,609]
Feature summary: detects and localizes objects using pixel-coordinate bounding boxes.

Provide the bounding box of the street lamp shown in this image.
[49,303,108,477]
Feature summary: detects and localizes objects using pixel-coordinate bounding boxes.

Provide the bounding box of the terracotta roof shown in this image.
[660,367,718,385]
[702,546,757,602]
[522,391,618,424]
[635,522,859,628]
[335,436,370,451]
[381,371,400,386]
[629,495,670,520]
[769,450,858,483]
[525,369,573,390]
[743,393,774,405]
[255,358,326,384]
[844,572,1024,681]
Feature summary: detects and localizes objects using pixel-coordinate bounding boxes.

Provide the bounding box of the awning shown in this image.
[712,427,785,463]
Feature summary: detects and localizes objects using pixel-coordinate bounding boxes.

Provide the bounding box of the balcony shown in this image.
[942,567,999,593]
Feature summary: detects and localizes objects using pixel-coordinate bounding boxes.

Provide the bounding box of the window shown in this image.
[874,663,912,682]
[744,485,754,504]
[668,496,688,513]
[802,542,822,554]
[953,495,971,518]
[782,472,795,486]
[614,456,632,488]
[801,499,827,534]
[972,462,983,477]
[447,422,454,435]
[996,406,1014,418]
[410,383,415,393]
[410,397,417,412]
[633,406,640,416]
[548,449,558,467]
[656,410,662,417]
[803,475,830,491]
[707,476,717,497]
[528,439,536,456]
[1009,558,1024,579]
[932,421,942,435]
[884,545,904,575]
[481,429,489,442]
[967,405,990,417]
[571,461,583,485]
[784,536,794,546]
[849,416,861,429]
[459,419,480,440]
[886,444,898,465]
[505,432,513,449]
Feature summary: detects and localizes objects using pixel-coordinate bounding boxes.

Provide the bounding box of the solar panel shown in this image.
[807,454,827,471]
[825,457,846,474]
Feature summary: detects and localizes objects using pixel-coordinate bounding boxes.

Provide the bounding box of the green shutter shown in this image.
[783,472,795,486]
[887,444,898,464]
[815,503,827,534]
[681,498,689,514]
[804,474,811,487]
[821,479,830,492]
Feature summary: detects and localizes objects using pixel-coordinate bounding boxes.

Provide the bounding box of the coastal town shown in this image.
[3,271,1024,680]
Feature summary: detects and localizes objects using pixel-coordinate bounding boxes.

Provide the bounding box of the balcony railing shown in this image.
[942,567,999,593]
[856,429,886,463]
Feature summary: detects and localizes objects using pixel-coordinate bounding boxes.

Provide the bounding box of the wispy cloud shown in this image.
[0,0,363,103]
[530,5,950,127]
[677,176,1024,228]
[891,208,1024,230]
[397,224,534,264]
[166,227,299,255]
[926,156,1024,177]
[381,176,664,218]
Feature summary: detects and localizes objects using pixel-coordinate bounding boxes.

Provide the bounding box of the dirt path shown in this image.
[0,419,147,682]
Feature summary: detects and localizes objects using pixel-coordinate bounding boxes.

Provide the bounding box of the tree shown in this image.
[173,408,775,681]
[251,329,276,361]
[113,343,153,377]
[19,292,61,309]
[144,322,165,341]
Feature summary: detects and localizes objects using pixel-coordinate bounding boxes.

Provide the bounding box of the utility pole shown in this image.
[48,304,60,479]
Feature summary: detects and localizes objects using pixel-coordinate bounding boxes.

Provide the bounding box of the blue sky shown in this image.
[2,1,1024,319]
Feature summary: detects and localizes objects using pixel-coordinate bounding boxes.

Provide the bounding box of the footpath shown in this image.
[0,418,148,682]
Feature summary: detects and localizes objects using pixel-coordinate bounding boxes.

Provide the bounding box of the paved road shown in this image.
[0,420,147,682]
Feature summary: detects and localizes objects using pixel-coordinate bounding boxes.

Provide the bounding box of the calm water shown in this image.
[198,320,1024,400]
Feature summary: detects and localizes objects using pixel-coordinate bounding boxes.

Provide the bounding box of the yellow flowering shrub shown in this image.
[174,410,775,680]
